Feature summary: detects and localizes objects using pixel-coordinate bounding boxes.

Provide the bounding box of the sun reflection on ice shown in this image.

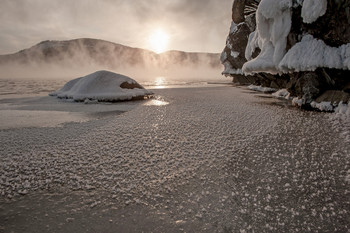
[144,92,169,106]
[144,77,169,106]
[144,99,169,106]
[154,76,166,89]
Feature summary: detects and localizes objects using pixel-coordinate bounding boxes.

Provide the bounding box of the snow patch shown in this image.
[243,0,292,74]
[50,70,153,102]
[248,85,277,93]
[230,21,238,34]
[225,69,244,75]
[292,97,304,106]
[301,0,327,24]
[220,51,228,63]
[231,51,240,58]
[335,102,350,116]
[310,101,334,112]
[226,40,233,50]
[222,61,244,75]
[272,89,290,99]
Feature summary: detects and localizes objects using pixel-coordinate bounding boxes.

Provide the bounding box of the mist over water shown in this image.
[0,39,225,86]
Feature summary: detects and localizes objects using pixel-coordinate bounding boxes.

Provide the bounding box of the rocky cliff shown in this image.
[221,0,350,109]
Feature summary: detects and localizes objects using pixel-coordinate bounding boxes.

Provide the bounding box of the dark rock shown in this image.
[323,69,350,91]
[316,90,350,103]
[225,23,252,69]
[232,0,246,24]
[301,1,350,47]
[232,74,259,84]
[120,81,144,89]
[343,82,350,93]
[221,3,260,83]
[287,69,335,103]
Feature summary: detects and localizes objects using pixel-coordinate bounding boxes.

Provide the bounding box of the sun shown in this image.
[148,29,169,54]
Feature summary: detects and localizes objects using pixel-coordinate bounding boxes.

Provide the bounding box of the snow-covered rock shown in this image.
[242,0,292,74]
[50,70,153,102]
[221,0,350,109]
[279,35,350,72]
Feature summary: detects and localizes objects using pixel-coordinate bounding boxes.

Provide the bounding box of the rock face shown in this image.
[221,0,350,108]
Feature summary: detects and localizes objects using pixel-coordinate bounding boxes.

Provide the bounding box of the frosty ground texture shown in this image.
[0,86,349,232]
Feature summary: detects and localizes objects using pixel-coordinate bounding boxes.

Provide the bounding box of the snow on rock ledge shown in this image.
[279,35,350,72]
[50,70,153,102]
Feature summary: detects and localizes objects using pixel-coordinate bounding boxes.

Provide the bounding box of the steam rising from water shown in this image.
[0,39,224,84]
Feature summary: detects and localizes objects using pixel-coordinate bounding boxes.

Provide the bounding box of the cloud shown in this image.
[0,0,232,54]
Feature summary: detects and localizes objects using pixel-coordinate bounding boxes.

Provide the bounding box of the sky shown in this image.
[0,0,233,55]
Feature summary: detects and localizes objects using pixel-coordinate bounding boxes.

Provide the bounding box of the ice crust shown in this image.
[1,86,349,232]
[50,70,153,102]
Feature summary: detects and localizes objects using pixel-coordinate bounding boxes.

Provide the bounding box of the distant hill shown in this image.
[0,38,221,70]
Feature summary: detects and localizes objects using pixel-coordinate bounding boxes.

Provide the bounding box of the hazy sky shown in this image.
[0,0,233,54]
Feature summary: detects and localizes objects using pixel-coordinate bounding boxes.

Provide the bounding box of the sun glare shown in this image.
[148,29,169,54]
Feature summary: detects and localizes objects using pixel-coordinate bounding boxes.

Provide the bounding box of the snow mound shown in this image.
[50,70,153,102]
[301,0,327,24]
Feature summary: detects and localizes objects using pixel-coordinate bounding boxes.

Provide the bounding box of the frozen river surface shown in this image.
[0,85,349,232]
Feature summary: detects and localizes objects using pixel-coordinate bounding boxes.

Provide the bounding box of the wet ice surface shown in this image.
[0,95,141,129]
[0,86,349,232]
